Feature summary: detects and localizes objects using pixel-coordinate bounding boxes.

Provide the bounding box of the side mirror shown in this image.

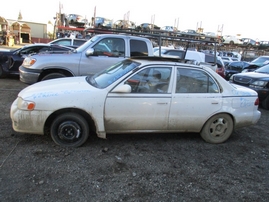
[85,48,94,57]
[111,84,131,93]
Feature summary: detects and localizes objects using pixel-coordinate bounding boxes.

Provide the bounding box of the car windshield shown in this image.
[255,64,269,74]
[76,35,100,52]
[86,59,141,88]
[251,57,269,66]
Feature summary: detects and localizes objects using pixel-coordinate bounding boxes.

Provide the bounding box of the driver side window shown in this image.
[125,67,172,93]
[93,38,125,57]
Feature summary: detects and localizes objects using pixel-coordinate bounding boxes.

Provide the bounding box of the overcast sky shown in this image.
[0,0,268,41]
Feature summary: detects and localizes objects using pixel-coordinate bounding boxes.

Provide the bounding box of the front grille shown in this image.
[234,76,252,84]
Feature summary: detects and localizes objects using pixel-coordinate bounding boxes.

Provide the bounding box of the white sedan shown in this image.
[10,57,261,147]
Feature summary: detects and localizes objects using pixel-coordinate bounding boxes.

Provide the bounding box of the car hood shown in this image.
[235,72,269,79]
[18,76,97,100]
[0,50,15,56]
[0,49,14,53]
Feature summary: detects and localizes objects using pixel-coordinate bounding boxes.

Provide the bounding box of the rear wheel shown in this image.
[262,95,269,110]
[50,112,89,147]
[41,73,66,81]
[201,114,233,144]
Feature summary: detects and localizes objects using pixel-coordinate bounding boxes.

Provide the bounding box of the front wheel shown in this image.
[41,73,66,81]
[50,113,89,147]
[200,114,233,144]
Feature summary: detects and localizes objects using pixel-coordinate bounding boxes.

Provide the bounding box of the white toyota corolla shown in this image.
[10,57,261,147]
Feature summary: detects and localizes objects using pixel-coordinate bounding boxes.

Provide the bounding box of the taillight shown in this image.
[254,98,259,106]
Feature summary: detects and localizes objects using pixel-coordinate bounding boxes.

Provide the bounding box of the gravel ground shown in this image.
[0,77,269,202]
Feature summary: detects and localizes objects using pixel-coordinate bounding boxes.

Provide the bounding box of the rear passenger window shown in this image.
[176,68,219,93]
[130,40,149,56]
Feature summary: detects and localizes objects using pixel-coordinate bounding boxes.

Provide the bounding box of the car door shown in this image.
[79,37,126,76]
[168,67,222,131]
[104,66,173,132]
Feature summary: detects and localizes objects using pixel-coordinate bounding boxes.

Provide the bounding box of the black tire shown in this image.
[200,114,233,144]
[50,113,89,147]
[262,95,269,110]
[41,73,66,81]
[0,65,3,78]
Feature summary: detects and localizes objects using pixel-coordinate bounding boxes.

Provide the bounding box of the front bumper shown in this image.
[19,66,41,84]
[10,98,50,135]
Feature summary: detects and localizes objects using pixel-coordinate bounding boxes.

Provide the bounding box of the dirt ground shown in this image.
[0,77,269,202]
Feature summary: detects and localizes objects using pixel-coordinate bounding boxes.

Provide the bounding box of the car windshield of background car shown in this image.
[251,57,269,66]
[255,64,269,74]
[87,60,141,88]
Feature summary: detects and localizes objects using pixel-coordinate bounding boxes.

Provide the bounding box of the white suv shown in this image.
[222,35,243,45]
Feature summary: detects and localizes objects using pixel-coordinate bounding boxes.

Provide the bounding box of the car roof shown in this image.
[130,56,204,69]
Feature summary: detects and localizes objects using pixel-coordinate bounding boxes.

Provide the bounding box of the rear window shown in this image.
[130,40,149,56]
[205,55,224,67]
[73,40,86,46]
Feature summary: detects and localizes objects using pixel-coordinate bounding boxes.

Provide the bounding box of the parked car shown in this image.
[222,35,243,45]
[258,41,269,50]
[136,23,161,32]
[11,57,261,147]
[153,48,219,73]
[204,32,218,41]
[180,29,205,39]
[224,61,260,80]
[93,17,113,29]
[113,20,136,29]
[241,38,259,47]
[19,34,154,84]
[229,64,269,109]
[221,56,234,63]
[249,56,269,67]
[49,38,87,48]
[64,14,88,27]
[0,44,74,78]
[161,26,178,32]
[205,54,225,78]
[154,48,204,62]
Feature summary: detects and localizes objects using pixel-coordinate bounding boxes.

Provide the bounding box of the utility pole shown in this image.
[151,15,155,30]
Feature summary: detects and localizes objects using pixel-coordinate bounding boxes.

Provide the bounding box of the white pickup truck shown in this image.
[19,34,154,84]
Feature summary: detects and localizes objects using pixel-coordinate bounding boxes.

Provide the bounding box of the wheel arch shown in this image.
[44,108,97,136]
[200,112,235,132]
[38,68,74,81]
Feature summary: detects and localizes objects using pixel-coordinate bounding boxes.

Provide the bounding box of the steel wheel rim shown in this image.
[209,118,228,137]
[58,121,81,142]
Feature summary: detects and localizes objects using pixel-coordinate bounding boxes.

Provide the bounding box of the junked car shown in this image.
[0,44,74,78]
[93,17,113,29]
[229,64,269,109]
[224,61,260,80]
[10,57,261,147]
